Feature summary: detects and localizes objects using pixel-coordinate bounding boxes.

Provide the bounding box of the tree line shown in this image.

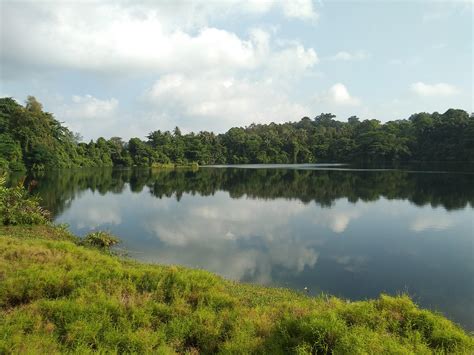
[1,96,473,171]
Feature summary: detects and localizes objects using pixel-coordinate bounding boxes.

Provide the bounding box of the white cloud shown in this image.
[55,95,119,139]
[1,0,321,137]
[2,14,258,75]
[203,0,318,21]
[330,50,370,61]
[410,82,460,97]
[1,1,317,76]
[280,0,319,21]
[67,95,118,120]
[145,73,309,131]
[267,44,319,78]
[317,83,361,106]
[135,0,319,23]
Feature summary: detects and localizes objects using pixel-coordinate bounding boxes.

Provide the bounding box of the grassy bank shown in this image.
[0,225,472,354]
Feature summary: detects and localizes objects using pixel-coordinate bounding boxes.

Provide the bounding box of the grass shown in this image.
[0,225,472,354]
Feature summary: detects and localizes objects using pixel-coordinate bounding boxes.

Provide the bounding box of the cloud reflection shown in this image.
[57,187,469,288]
[312,209,362,233]
[410,215,454,232]
[60,194,122,229]
[141,194,321,282]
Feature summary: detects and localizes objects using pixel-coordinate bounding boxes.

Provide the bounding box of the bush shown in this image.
[81,231,120,250]
[0,175,49,225]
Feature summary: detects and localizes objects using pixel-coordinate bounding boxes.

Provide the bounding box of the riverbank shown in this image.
[0,225,472,354]
[151,162,199,170]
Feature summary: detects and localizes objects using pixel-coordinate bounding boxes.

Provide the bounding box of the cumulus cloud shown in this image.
[1,0,322,136]
[131,0,319,24]
[267,44,319,78]
[2,13,258,75]
[410,82,460,97]
[279,0,319,21]
[330,50,370,61]
[67,95,119,120]
[317,83,361,106]
[145,73,309,131]
[55,95,119,139]
[1,1,317,77]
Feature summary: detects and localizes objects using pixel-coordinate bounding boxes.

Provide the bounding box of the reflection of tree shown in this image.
[10,167,474,217]
[147,168,473,211]
[9,168,129,216]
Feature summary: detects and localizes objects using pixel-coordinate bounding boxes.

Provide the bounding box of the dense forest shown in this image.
[1,96,473,172]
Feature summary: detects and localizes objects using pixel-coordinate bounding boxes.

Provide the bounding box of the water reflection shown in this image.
[410,213,454,232]
[11,166,474,330]
[12,166,474,217]
[140,195,319,283]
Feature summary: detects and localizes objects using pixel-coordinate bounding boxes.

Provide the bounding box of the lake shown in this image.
[14,164,474,330]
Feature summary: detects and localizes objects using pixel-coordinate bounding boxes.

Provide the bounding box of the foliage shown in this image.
[0,175,49,225]
[0,133,25,171]
[0,225,472,354]
[0,96,472,172]
[0,97,123,170]
[81,231,120,250]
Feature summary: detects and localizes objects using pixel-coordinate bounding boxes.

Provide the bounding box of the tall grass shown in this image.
[0,225,472,354]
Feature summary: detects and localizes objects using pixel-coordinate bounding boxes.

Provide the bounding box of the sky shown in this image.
[0,0,472,141]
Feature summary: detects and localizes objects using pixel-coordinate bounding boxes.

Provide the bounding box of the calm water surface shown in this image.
[18,165,474,329]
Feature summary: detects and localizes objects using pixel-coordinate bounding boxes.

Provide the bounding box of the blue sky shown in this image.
[1,0,472,140]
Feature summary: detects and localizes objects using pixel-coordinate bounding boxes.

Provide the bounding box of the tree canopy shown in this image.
[0,96,472,171]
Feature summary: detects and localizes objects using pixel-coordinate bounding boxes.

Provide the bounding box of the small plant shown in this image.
[81,231,120,250]
[0,174,49,225]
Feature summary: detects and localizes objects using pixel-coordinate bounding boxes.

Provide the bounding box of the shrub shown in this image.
[0,175,49,225]
[81,231,120,250]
